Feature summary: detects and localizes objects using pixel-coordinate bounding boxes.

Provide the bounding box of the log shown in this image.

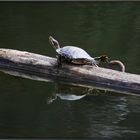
[0,48,140,96]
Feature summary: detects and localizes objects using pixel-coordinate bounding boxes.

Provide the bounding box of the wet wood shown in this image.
[0,48,140,95]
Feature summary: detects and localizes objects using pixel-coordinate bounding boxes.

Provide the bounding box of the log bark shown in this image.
[0,48,140,96]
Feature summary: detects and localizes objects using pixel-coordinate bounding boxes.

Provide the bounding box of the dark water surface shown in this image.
[0,2,140,139]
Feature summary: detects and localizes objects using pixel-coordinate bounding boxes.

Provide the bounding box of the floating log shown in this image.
[0,48,140,96]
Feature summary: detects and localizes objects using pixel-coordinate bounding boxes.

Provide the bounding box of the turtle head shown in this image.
[49,36,60,50]
[94,55,109,64]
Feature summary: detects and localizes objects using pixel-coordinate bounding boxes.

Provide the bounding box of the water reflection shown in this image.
[46,83,101,104]
[1,69,103,103]
[0,70,140,138]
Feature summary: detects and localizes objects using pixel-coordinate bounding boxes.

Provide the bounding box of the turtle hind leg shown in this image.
[56,55,62,68]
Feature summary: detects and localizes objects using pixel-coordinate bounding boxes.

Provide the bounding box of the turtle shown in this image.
[49,36,109,67]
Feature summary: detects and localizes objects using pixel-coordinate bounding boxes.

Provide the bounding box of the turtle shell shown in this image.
[56,46,93,60]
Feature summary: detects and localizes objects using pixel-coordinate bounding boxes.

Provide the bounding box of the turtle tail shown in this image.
[49,36,60,50]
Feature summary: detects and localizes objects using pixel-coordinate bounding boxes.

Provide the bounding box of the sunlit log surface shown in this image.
[0,48,140,96]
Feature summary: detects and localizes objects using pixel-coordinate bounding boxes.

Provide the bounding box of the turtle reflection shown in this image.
[47,83,101,104]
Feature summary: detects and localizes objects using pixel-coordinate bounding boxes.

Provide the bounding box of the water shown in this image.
[0,2,140,139]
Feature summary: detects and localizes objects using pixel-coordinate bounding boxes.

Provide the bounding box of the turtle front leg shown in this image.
[56,55,62,68]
